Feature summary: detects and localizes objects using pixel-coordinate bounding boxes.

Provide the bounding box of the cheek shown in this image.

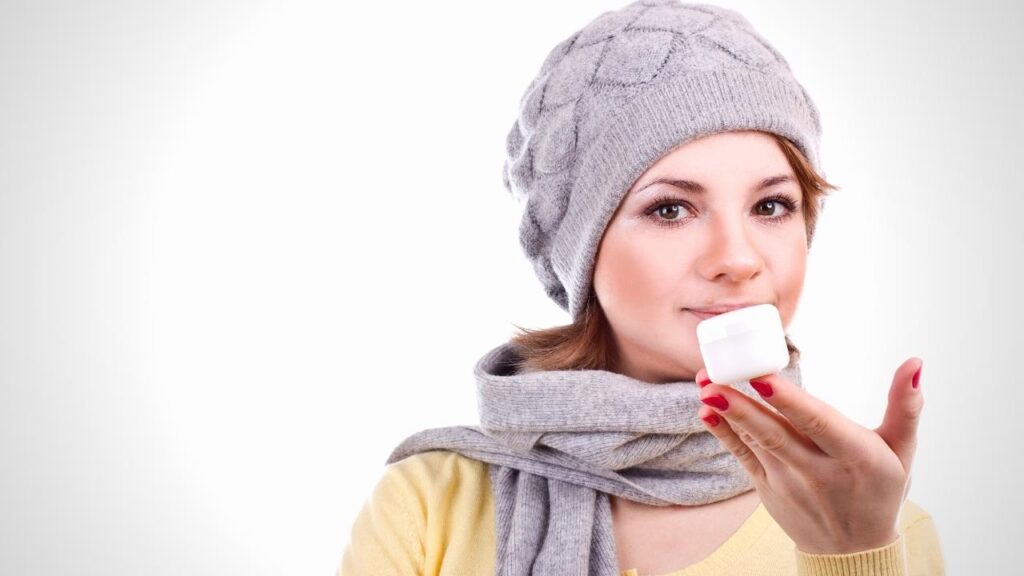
[594,227,678,311]
[773,231,808,322]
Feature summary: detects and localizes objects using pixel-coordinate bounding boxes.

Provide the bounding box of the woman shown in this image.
[338,1,945,574]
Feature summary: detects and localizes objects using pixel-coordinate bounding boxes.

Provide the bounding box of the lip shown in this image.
[685,302,763,319]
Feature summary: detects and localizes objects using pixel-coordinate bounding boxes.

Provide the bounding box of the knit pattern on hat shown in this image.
[502,0,822,320]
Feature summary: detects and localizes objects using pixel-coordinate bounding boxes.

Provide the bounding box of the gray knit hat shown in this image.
[502,0,823,322]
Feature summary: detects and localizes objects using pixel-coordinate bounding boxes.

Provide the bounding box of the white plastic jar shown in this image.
[695,303,790,384]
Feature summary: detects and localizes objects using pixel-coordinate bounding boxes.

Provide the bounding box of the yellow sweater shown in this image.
[338,450,945,576]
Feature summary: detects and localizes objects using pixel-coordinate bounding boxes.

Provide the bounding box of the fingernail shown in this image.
[912,365,922,389]
[702,414,721,427]
[698,377,711,388]
[750,379,773,398]
[701,395,729,411]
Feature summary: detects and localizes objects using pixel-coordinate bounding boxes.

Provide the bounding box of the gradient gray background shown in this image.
[1,0,1020,574]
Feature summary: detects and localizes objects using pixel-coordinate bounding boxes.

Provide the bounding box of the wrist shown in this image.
[795,534,908,576]
[796,530,900,555]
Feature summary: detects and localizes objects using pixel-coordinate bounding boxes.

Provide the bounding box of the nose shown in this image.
[695,213,765,283]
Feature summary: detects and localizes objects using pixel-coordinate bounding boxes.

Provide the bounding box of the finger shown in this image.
[875,357,924,472]
[697,368,797,475]
[718,408,791,477]
[698,405,767,484]
[699,381,824,471]
[732,369,864,459]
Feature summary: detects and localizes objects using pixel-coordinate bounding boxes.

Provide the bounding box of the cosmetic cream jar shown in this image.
[696,303,790,384]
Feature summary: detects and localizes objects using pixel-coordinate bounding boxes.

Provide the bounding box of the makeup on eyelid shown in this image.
[644,194,800,227]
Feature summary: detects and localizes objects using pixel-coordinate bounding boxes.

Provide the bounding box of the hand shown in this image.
[696,358,924,554]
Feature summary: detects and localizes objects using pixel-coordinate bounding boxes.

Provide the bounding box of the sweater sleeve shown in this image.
[337,461,426,576]
[793,506,945,576]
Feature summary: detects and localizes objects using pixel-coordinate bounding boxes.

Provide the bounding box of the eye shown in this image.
[654,202,688,221]
[755,194,801,222]
[644,193,801,228]
[645,196,694,226]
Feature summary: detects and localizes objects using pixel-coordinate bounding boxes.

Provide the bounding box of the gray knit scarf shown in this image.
[386,340,804,575]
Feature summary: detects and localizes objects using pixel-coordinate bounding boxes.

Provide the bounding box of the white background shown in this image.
[1,0,1020,574]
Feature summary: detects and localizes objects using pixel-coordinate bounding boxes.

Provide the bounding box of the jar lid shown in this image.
[696,303,781,344]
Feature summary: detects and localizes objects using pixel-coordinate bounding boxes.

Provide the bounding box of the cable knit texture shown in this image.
[385,340,804,576]
[501,0,824,320]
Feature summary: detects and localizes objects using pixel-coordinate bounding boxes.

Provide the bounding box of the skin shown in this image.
[593,129,925,554]
[593,129,807,384]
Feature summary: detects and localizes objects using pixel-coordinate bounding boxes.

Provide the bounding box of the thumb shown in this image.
[874,357,925,472]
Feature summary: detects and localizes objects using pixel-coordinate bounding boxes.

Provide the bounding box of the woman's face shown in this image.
[593,130,807,383]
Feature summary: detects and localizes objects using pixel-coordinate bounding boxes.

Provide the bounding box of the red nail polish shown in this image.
[750,379,773,398]
[912,366,922,389]
[698,377,711,388]
[702,414,721,427]
[702,395,729,410]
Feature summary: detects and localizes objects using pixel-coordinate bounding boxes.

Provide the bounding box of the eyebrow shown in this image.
[632,174,796,198]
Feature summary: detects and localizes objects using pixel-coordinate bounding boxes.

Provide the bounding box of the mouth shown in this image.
[685,302,764,320]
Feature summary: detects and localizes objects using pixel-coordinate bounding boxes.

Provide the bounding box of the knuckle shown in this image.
[907,397,925,421]
[759,429,788,452]
[737,429,757,445]
[730,436,755,460]
[799,412,831,438]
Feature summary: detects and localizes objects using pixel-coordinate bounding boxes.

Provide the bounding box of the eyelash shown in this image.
[644,194,801,228]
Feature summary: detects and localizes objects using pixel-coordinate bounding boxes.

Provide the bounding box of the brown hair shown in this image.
[508,132,839,375]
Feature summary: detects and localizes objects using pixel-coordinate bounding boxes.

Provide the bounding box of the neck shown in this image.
[607,338,698,384]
